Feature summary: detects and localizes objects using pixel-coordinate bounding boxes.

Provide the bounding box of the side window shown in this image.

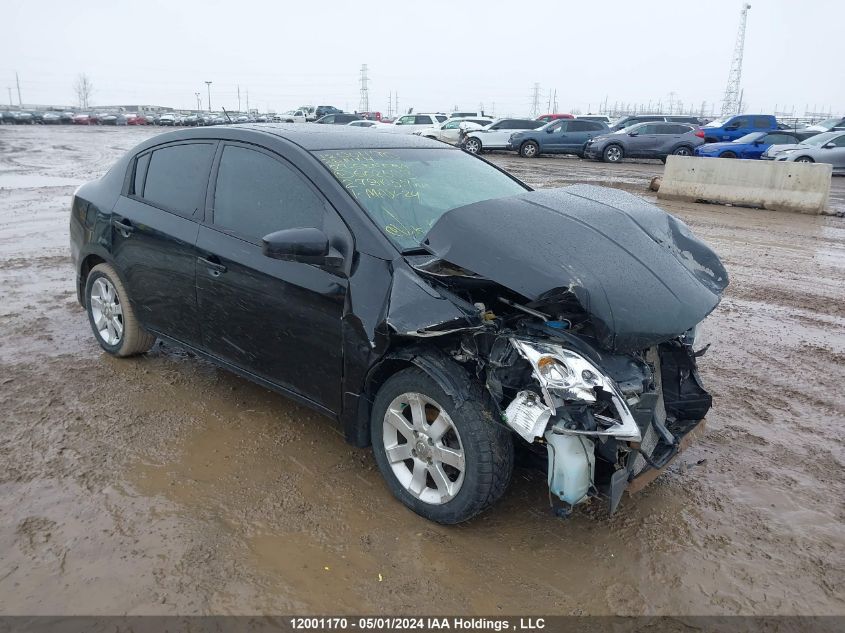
[764,134,792,144]
[396,115,415,125]
[568,121,591,132]
[323,115,335,123]
[753,117,771,128]
[132,152,150,197]
[635,124,655,134]
[142,143,215,215]
[414,115,431,125]
[435,115,447,123]
[832,135,845,147]
[212,146,324,241]
[731,117,750,128]
[586,122,606,131]
[443,120,461,129]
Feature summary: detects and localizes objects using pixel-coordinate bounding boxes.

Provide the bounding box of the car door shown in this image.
[821,133,845,171]
[561,120,599,154]
[439,120,463,143]
[745,133,792,159]
[110,141,215,346]
[624,123,659,157]
[195,142,350,412]
[541,120,568,152]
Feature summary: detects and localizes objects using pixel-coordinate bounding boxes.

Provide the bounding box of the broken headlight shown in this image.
[508,338,641,442]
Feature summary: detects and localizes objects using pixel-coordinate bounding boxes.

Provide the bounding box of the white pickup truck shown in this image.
[375,113,449,134]
[274,109,308,123]
[462,118,546,153]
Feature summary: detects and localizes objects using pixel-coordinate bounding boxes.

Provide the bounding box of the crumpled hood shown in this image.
[422,185,729,352]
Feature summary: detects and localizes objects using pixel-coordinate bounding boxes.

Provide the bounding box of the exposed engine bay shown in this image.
[382,185,728,515]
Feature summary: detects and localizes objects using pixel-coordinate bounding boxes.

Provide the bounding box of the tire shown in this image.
[520,141,539,158]
[795,156,814,163]
[672,145,693,156]
[85,263,156,357]
[720,151,737,158]
[371,368,514,524]
[464,137,482,154]
[602,144,623,163]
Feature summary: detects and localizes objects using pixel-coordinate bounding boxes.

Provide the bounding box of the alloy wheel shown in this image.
[89,277,124,345]
[605,145,622,162]
[465,139,480,153]
[382,392,466,505]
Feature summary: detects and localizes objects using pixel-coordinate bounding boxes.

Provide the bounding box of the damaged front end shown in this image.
[389,184,728,516]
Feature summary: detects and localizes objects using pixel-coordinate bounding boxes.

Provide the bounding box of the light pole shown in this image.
[195,92,202,111]
[205,81,212,112]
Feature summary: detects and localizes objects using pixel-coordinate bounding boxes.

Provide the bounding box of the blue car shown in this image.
[700,114,778,143]
[695,131,812,160]
[507,119,609,158]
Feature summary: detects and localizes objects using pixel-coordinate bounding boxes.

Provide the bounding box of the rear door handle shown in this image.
[112,218,135,236]
[198,256,227,276]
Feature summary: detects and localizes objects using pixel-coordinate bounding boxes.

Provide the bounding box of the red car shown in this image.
[72,113,91,125]
[359,111,382,121]
[536,113,574,123]
[125,113,146,125]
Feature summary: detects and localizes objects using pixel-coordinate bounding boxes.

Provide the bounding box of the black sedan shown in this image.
[70,125,727,524]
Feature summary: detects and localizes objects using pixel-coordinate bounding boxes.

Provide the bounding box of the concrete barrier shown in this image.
[657,156,832,215]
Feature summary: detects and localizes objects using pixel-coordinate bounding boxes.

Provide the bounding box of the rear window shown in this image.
[140,143,215,215]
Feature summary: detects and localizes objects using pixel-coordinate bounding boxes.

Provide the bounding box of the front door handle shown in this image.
[112,218,135,236]
[198,256,227,276]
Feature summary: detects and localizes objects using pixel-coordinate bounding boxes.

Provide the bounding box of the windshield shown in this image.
[803,131,839,146]
[734,132,765,143]
[316,148,528,251]
[809,118,840,129]
[704,118,728,128]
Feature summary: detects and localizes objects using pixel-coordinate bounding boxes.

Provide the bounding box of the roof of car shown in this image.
[146,123,445,151]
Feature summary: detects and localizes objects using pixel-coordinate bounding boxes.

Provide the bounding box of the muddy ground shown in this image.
[0,125,843,616]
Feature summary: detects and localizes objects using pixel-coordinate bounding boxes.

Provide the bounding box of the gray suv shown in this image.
[584,122,704,163]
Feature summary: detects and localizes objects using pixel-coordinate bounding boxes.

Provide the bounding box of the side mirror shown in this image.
[628,132,639,137]
[262,227,343,268]
[823,142,835,149]
[545,128,554,134]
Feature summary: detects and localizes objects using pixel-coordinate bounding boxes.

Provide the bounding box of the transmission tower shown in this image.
[530,83,540,117]
[720,3,751,117]
[359,64,370,112]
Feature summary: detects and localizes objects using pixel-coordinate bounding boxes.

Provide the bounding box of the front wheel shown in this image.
[371,368,513,524]
[720,151,737,158]
[672,145,693,156]
[85,263,156,357]
[463,137,482,154]
[602,144,623,163]
[519,141,539,158]
[795,156,814,163]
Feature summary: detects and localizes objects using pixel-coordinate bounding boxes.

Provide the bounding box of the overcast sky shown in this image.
[1,0,842,117]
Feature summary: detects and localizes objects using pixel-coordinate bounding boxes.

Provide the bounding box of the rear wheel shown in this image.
[464,137,482,154]
[602,144,623,163]
[85,263,156,357]
[520,141,540,158]
[795,156,814,163]
[371,368,513,524]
